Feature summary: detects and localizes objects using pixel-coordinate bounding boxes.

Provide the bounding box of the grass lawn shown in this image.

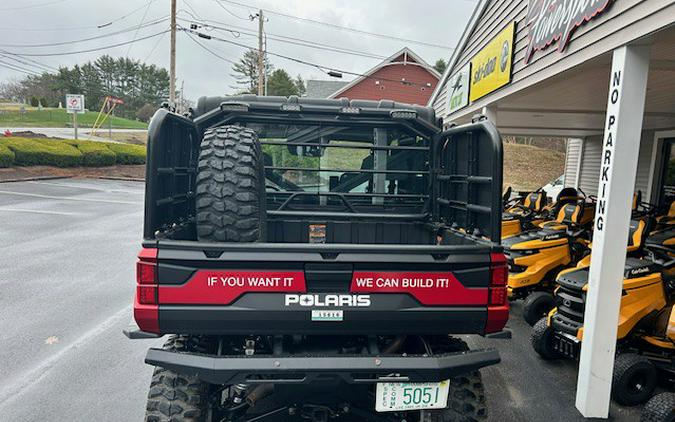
[0,107,147,129]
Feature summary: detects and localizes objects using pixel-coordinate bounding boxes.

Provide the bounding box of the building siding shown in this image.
[564,139,582,187]
[566,132,655,197]
[433,0,674,120]
[335,63,438,105]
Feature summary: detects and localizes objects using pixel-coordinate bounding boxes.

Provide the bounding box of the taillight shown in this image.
[136,248,157,304]
[134,247,159,333]
[489,254,507,305]
[486,252,509,333]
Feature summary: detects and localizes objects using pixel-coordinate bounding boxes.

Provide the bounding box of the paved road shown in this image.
[2,127,146,142]
[0,178,642,421]
[0,179,161,421]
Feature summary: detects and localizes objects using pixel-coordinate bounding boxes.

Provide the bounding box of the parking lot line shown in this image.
[0,207,81,216]
[0,190,138,205]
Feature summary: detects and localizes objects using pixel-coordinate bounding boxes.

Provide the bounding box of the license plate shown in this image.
[375,380,449,412]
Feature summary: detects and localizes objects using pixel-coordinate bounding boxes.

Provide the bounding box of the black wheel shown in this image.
[531,317,561,360]
[413,339,487,422]
[522,291,555,326]
[612,353,658,406]
[145,335,213,422]
[196,126,267,242]
[641,393,675,422]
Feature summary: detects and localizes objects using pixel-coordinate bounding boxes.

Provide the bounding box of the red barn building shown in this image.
[327,48,440,105]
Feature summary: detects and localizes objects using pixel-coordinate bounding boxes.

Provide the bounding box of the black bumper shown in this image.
[145,348,501,385]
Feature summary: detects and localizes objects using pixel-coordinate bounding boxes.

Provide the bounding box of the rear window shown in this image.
[238,122,431,214]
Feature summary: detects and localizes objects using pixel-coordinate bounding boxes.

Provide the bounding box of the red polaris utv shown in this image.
[125,95,509,421]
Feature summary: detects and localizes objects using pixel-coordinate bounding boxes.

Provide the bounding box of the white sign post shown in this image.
[575,44,650,418]
[66,94,85,140]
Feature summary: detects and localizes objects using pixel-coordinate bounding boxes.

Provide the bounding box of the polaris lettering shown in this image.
[285,294,371,307]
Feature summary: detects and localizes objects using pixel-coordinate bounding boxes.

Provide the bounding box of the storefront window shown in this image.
[660,139,675,206]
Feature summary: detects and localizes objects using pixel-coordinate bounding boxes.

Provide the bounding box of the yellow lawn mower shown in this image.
[532,242,675,406]
[502,187,582,239]
[503,197,596,326]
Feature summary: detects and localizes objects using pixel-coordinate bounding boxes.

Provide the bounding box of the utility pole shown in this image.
[169,0,176,106]
[257,9,264,96]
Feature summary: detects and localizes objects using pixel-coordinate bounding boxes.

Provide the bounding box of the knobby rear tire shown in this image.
[145,335,213,422]
[196,126,266,242]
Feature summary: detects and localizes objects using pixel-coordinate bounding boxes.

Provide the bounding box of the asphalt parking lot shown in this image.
[0,178,641,421]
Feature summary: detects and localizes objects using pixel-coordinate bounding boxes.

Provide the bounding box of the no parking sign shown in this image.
[66,94,85,114]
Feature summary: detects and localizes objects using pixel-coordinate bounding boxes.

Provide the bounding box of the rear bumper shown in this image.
[158,304,488,335]
[145,347,501,385]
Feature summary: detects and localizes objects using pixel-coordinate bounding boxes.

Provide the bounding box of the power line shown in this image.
[183,29,236,65]
[181,27,435,88]
[7,29,169,57]
[0,18,167,48]
[178,17,386,60]
[212,0,249,21]
[0,52,57,73]
[126,0,158,56]
[0,0,69,12]
[0,60,41,76]
[97,0,158,28]
[143,30,168,62]
[216,0,455,51]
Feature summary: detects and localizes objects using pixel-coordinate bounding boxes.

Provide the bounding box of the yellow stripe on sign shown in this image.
[469,22,515,102]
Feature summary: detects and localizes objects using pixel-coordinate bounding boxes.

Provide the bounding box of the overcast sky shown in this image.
[0,0,476,101]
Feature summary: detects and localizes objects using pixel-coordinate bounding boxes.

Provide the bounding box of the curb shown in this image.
[0,176,72,183]
[98,176,145,182]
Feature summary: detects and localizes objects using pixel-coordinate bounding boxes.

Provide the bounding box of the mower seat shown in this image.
[626,218,650,253]
[540,201,585,230]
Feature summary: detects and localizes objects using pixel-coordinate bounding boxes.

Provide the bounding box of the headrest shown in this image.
[557,187,579,202]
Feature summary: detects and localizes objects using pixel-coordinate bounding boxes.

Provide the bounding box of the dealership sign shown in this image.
[524,0,613,63]
[469,22,515,102]
[446,63,470,114]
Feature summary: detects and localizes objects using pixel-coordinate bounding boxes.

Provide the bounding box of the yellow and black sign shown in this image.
[469,22,515,102]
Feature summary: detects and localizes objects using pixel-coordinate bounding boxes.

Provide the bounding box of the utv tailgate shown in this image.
[136,240,507,336]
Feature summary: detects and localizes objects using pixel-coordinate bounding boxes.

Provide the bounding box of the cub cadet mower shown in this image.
[503,199,595,325]
[532,243,675,406]
[502,187,582,239]
[502,190,548,238]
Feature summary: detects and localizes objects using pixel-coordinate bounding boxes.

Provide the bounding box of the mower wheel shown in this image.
[531,318,561,360]
[196,125,266,242]
[612,353,658,406]
[641,393,675,422]
[523,292,555,326]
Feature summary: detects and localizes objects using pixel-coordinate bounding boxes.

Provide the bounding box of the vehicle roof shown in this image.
[192,94,439,128]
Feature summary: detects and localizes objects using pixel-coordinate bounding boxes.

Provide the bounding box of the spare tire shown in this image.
[196,125,266,242]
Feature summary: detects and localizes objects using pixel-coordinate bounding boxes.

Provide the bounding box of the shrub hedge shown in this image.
[106,143,146,165]
[62,140,117,167]
[0,137,146,167]
[0,143,15,167]
[0,137,82,167]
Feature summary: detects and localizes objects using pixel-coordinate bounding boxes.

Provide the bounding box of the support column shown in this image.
[481,105,497,123]
[575,44,650,418]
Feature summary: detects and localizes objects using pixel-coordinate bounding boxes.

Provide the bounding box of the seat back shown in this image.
[523,191,547,213]
[556,201,585,225]
[626,218,651,253]
[632,190,642,211]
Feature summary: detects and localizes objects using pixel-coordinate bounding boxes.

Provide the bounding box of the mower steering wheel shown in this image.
[588,194,598,204]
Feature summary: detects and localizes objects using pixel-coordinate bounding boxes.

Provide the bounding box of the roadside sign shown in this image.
[66,94,85,114]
